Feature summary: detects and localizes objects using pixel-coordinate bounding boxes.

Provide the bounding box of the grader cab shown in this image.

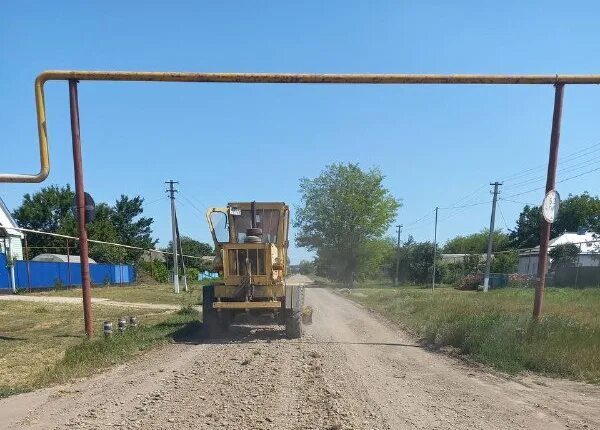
[204,201,303,338]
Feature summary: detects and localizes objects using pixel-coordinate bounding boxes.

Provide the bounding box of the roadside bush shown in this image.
[456,273,483,290]
[137,260,169,283]
[186,267,199,283]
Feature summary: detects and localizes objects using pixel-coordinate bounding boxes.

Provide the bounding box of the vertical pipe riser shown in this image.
[534,84,565,320]
[69,80,94,337]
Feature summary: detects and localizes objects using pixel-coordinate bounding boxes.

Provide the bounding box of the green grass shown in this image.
[0,300,200,398]
[38,307,200,388]
[347,286,600,383]
[28,282,203,306]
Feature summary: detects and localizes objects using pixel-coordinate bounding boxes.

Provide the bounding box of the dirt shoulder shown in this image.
[1,288,598,429]
[0,294,181,310]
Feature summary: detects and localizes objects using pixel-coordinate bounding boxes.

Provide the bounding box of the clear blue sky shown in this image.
[2,1,600,263]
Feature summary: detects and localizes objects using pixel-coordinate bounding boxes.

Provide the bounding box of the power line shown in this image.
[142,196,168,208]
[502,164,600,200]
[178,192,207,216]
[12,226,206,259]
[501,141,600,183]
[499,197,538,206]
[497,201,511,231]
[502,153,600,192]
[438,200,492,210]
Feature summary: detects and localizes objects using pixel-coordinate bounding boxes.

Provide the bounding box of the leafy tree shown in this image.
[510,205,541,248]
[12,184,157,263]
[490,251,519,273]
[403,241,441,284]
[165,236,213,270]
[295,163,400,287]
[12,185,75,255]
[549,243,580,270]
[443,229,510,254]
[356,237,396,280]
[112,195,156,249]
[510,193,600,248]
[297,259,316,275]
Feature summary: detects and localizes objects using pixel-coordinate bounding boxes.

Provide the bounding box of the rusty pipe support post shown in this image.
[69,80,94,337]
[533,83,565,321]
[24,235,31,292]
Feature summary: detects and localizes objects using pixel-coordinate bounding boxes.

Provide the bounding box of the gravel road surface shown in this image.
[1,287,598,429]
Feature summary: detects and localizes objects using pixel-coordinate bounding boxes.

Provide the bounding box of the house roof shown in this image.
[31,254,97,264]
[0,197,24,239]
[519,231,600,256]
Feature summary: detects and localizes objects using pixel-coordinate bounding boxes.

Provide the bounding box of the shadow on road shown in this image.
[170,321,422,349]
[171,321,286,345]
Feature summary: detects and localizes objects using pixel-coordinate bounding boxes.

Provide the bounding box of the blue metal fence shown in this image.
[0,252,135,290]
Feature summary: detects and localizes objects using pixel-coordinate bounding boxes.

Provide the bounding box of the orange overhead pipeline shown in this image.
[2,70,600,183]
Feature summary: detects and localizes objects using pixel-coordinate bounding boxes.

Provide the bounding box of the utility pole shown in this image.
[432,207,439,291]
[483,182,502,292]
[166,180,180,294]
[394,224,403,286]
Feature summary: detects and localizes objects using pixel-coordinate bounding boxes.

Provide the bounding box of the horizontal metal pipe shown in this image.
[2,70,600,184]
[35,71,600,85]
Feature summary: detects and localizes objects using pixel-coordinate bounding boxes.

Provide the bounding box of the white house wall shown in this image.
[0,236,23,260]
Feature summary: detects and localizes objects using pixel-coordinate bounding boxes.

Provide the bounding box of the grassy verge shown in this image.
[28,282,203,306]
[346,286,600,383]
[0,300,199,398]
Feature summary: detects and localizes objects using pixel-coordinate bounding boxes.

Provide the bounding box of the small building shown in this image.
[518,231,600,276]
[0,197,23,261]
[32,253,97,264]
[140,249,166,263]
[440,253,487,264]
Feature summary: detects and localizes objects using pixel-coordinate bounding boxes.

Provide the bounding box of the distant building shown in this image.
[0,197,23,261]
[140,249,166,263]
[32,254,97,264]
[440,253,487,264]
[518,231,600,276]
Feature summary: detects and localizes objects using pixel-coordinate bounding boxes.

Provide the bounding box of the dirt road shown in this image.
[1,287,598,429]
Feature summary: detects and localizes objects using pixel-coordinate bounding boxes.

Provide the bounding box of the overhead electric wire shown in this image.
[499,197,538,206]
[502,164,600,200]
[12,226,205,259]
[178,192,207,216]
[403,141,600,240]
[497,201,511,232]
[502,153,600,192]
[141,196,168,208]
[500,141,600,183]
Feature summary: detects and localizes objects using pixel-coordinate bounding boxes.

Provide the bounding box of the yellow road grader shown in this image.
[204,201,304,338]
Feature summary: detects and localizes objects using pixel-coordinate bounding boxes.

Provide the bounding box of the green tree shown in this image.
[510,193,600,248]
[297,260,316,275]
[12,185,75,255]
[490,251,519,273]
[165,236,213,270]
[12,185,157,263]
[111,195,156,261]
[404,241,440,284]
[356,237,396,280]
[295,163,400,287]
[549,243,580,270]
[443,229,511,254]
